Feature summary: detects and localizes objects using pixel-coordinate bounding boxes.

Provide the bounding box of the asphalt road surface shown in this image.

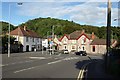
[1,51,103,79]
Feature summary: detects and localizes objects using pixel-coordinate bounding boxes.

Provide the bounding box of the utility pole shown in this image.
[52,25,54,55]
[106,0,111,71]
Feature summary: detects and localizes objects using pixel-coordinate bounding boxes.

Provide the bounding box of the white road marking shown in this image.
[29,57,46,59]
[55,58,58,59]
[14,66,39,73]
[63,57,79,61]
[2,60,34,67]
[56,53,61,56]
[14,59,63,73]
[0,64,4,67]
[48,60,62,65]
[13,56,80,73]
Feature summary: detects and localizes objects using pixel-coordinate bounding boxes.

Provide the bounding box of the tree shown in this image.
[1,21,15,34]
[2,35,16,47]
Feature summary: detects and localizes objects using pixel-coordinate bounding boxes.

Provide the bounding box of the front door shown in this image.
[26,45,29,52]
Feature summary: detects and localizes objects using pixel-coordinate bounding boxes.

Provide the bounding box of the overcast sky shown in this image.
[1,0,119,27]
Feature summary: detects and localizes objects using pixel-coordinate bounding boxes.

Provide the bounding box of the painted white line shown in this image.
[48,60,62,65]
[14,66,38,73]
[0,64,4,67]
[56,53,61,56]
[29,57,46,59]
[55,58,58,59]
[63,57,79,61]
[14,59,62,73]
[2,60,34,67]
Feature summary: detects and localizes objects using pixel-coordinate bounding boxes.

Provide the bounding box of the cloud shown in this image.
[16,2,118,26]
[1,0,120,2]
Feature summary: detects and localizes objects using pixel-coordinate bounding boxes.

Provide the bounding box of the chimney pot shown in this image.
[24,26,27,31]
[82,29,85,33]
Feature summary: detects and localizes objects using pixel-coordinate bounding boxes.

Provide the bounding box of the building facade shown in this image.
[90,39,117,54]
[10,26,42,52]
[54,30,117,54]
[54,30,96,53]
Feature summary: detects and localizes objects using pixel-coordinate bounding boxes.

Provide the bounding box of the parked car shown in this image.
[75,51,87,56]
[64,49,69,54]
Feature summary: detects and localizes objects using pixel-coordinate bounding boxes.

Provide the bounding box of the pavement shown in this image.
[86,58,119,80]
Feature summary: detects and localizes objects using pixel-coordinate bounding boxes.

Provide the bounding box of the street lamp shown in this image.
[8,3,23,57]
[8,3,11,57]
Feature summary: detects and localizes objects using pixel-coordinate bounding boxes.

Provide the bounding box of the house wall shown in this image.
[59,36,69,51]
[90,45,106,54]
[59,35,91,53]
[68,40,77,52]
[77,35,91,53]
[12,35,42,52]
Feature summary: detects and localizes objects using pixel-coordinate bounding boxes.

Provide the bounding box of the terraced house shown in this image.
[54,30,117,54]
[10,26,42,52]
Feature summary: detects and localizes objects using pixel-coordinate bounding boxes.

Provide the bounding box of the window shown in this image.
[33,38,34,42]
[92,46,95,52]
[82,37,86,44]
[83,47,84,50]
[65,46,66,49]
[84,38,86,43]
[37,38,39,42]
[72,46,75,49]
[26,37,29,42]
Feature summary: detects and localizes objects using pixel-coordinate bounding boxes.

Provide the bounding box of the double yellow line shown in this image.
[77,61,92,80]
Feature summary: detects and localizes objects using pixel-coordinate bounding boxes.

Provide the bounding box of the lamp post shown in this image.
[8,3,23,57]
[8,3,11,57]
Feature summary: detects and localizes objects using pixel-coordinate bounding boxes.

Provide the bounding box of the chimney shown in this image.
[82,29,85,34]
[91,32,95,40]
[24,26,27,31]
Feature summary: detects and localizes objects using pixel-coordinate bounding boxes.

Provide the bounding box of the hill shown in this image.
[1,21,15,34]
[18,17,100,38]
[1,17,120,40]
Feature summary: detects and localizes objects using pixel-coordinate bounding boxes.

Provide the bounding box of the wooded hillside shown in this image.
[1,17,120,40]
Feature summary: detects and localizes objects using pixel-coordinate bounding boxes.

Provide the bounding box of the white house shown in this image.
[54,30,117,54]
[10,26,42,52]
[56,30,97,53]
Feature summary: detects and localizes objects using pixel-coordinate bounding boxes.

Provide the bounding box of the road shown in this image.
[1,51,103,79]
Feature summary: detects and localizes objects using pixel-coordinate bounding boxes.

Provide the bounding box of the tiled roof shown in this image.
[10,27,40,38]
[59,34,70,41]
[90,39,116,45]
[68,30,97,40]
[69,31,82,39]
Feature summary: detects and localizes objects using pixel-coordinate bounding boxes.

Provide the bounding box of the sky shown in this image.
[1,0,120,27]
